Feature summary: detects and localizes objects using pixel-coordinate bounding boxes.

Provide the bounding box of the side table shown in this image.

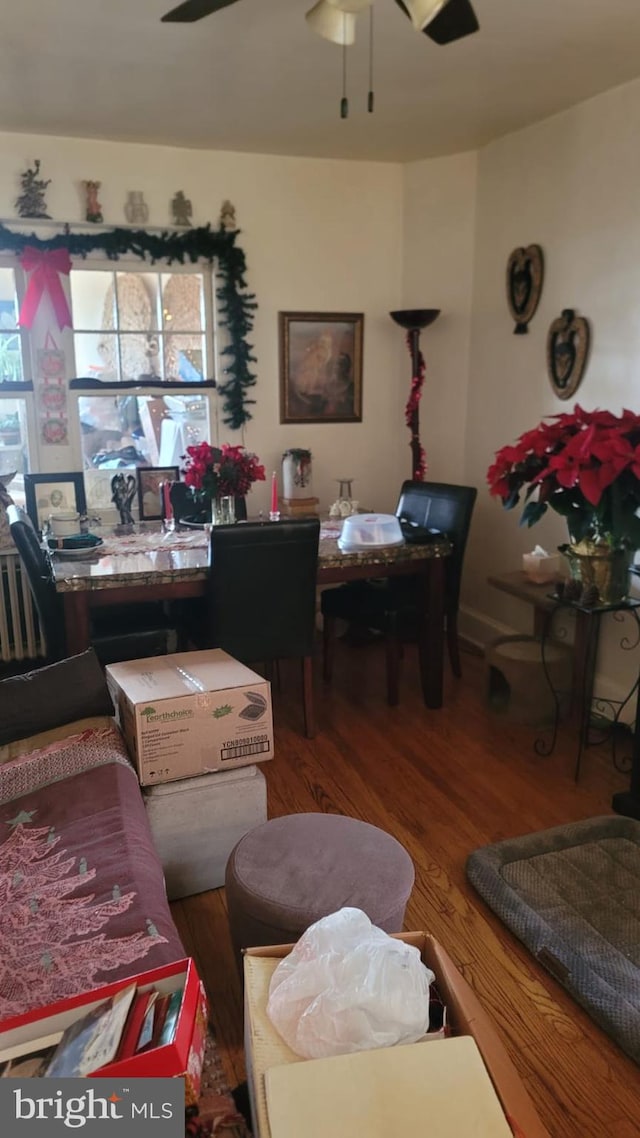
[537,593,640,791]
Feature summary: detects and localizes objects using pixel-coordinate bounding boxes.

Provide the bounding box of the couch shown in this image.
[0,650,185,1023]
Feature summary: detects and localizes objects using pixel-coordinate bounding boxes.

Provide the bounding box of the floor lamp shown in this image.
[390,308,440,480]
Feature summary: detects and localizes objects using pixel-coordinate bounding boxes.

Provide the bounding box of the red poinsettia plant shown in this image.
[487,405,640,550]
[182,442,265,499]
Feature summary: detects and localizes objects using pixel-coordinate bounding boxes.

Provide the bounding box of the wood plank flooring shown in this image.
[170,640,640,1138]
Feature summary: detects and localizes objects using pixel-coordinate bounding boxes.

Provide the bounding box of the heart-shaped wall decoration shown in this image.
[546,308,590,400]
[506,244,544,334]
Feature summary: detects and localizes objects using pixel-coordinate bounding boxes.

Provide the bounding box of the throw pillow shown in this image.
[0,649,114,746]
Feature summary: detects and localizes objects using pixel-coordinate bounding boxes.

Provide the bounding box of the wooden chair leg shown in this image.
[385,615,400,707]
[323,615,335,682]
[448,611,462,678]
[302,655,316,738]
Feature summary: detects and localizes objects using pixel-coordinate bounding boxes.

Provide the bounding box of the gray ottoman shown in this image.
[225,813,415,963]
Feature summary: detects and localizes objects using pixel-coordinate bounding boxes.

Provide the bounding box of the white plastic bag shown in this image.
[266,907,434,1060]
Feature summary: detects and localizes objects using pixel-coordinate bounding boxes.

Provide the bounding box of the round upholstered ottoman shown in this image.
[225,813,415,963]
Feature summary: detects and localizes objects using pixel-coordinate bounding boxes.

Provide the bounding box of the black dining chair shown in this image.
[8,505,178,667]
[321,481,477,705]
[192,519,320,737]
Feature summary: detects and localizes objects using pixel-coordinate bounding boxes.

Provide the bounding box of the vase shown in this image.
[124,191,149,225]
[560,540,633,605]
[282,451,312,500]
[210,495,235,526]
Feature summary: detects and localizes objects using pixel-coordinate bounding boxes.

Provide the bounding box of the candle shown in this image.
[269,471,280,521]
[163,481,173,520]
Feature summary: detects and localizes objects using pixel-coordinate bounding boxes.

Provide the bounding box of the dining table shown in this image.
[51,519,452,709]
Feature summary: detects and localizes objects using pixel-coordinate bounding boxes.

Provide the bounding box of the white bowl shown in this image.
[338,513,404,552]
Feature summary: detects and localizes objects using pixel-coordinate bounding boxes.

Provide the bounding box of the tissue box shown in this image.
[522,552,561,584]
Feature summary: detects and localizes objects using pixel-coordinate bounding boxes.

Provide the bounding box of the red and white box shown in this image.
[0,958,208,1106]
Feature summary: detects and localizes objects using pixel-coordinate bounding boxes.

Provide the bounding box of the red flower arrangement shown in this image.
[487,405,640,550]
[182,442,265,500]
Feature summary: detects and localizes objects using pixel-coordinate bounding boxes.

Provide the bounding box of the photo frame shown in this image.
[279,312,363,424]
[136,465,180,521]
[24,472,87,532]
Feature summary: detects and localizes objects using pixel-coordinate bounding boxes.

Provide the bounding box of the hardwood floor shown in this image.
[171,640,640,1138]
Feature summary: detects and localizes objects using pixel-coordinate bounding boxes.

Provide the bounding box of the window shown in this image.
[0,267,26,384]
[68,264,215,514]
[69,267,212,383]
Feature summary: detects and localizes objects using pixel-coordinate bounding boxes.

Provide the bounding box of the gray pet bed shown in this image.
[466,815,640,1064]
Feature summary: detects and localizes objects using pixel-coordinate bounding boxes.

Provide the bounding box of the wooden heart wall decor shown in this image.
[506,244,544,334]
[546,308,590,400]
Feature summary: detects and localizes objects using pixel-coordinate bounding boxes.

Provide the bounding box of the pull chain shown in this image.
[368,6,375,113]
[341,14,349,119]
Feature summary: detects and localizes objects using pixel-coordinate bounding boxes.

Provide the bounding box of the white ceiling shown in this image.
[1,0,640,162]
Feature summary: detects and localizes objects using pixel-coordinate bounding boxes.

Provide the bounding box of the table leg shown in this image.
[612,666,640,819]
[63,593,92,656]
[418,557,445,709]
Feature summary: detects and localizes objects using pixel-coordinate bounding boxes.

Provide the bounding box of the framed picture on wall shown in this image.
[136,465,180,521]
[279,312,364,424]
[24,472,87,532]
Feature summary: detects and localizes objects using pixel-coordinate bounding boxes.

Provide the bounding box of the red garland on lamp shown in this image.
[404,337,427,480]
[390,308,440,481]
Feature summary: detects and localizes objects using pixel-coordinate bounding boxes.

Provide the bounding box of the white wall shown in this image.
[402,152,477,481]
[0,131,408,516]
[463,77,640,701]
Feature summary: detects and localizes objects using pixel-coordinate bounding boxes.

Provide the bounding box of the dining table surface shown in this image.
[51,519,452,708]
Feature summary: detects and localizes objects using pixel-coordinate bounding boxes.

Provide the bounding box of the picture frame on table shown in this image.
[136,465,180,522]
[279,311,364,424]
[24,472,87,532]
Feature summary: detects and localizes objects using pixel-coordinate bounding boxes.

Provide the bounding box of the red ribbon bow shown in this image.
[18,247,73,331]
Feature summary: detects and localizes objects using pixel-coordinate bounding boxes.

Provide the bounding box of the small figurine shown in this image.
[124,191,149,225]
[219,199,237,231]
[111,472,137,526]
[15,159,51,219]
[82,180,103,224]
[171,190,192,227]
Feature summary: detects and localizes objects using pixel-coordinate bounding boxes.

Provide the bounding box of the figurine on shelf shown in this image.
[219,199,237,231]
[15,160,51,219]
[171,190,192,227]
[82,180,103,224]
[124,191,149,225]
[111,472,137,527]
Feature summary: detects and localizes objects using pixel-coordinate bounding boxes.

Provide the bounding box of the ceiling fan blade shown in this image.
[393,0,478,44]
[423,0,479,44]
[161,0,241,24]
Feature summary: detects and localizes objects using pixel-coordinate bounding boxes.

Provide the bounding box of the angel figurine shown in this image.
[111,472,137,526]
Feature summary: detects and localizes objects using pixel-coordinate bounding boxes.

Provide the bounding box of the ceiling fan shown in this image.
[160,0,480,47]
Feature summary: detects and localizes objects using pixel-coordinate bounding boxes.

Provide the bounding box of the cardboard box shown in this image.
[244,934,550,1138]
[107,649,274,786]
[0,958,207,1101]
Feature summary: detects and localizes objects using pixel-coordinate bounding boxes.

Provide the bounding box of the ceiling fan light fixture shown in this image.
[305,1,356,46]
[399,0,448,32]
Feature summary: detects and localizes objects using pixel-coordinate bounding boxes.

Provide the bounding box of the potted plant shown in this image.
[487,404,640,604]
[182,442,265,523]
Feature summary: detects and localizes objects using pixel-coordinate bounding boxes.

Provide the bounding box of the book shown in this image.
[265,1036,513,1138]
[116,990,158,1061]
[44,984,136,1078]
[157,988,183,1048]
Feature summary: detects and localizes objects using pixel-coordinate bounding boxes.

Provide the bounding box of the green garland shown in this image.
[0,221,258,430]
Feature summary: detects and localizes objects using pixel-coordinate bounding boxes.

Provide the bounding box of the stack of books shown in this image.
[1,982,184,1078]
[280,497,319,517]
[0,958,207,1101]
